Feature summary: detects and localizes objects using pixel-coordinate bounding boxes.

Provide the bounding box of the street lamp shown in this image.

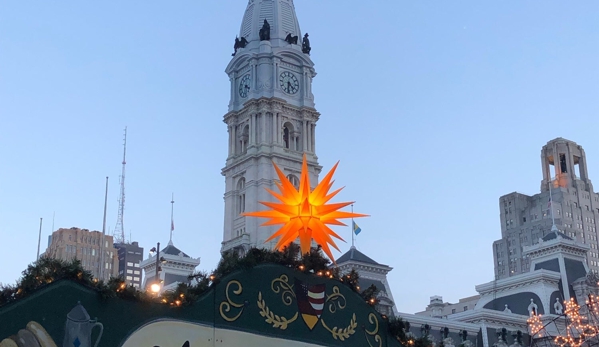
[150,242,163,295]
[150,283,161,293]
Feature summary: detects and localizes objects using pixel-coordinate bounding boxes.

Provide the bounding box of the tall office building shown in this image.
[114,242,144,288]
[221,0,322,254]
[494,138,599,279]
[45,227,119,280]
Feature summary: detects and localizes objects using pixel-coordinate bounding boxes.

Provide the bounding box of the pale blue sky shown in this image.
[1,1,598,313]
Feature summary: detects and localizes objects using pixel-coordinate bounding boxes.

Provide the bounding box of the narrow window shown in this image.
[560,154,568,173]
[287,174,300,189]
[237,177,246,214]
[283,127,290,149]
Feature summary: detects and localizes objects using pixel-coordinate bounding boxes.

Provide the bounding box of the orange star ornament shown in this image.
[242,154,368,263]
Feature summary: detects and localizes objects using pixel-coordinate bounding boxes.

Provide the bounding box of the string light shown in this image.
[529,297,599,347]
[527,313,544,337]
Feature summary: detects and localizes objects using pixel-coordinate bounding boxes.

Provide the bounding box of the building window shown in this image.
[134,270,140,275]
[127,262,134,267]
[464,306,468,311]
[287,174,299,189]
[133,277,140,281]
[127,269,133,274]
[134,263,140,268]
[451,309,456,314]
[237,177,246,214]
[240,124,249,154]
[126,276,133,280]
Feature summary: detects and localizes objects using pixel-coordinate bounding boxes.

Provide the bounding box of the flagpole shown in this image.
[351,204,355,248]
[548,178,558,232]
[169,193,174,245]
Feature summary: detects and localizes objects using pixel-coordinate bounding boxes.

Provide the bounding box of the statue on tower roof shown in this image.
[232,36,248,56]
[302,33,311,54]
[259,19,271,41]
[285,33,298,45]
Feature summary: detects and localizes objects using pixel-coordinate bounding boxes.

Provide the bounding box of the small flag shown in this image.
[547,200,552,213]
[352,221,361,235]
[171,220,175,231]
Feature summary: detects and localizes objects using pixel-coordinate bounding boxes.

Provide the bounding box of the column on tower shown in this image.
[307,121,312,152]
[261,111,266,144]
[232,125,237,155]
[273,113,277,144]
[249,114,254,145]
[311,123,316,152]
[229,76,235,108]
[228,125,233,156]
[580,147,590,182]
[566,142,574,182]
[541,146,550,191]
[302,120,307,151]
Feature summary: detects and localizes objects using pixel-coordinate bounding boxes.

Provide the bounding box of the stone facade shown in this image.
[494,138,599,279]
[140,241,200,294]
[415,295,480,318]
[45,227,119,281]
[221,0,322,254]
[336,246,399,317]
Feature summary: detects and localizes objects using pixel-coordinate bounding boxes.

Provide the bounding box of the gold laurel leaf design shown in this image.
[271,274,295,306]
[365,312,382,347]
[219,280,245,322]
[257,291,298,330]
[325,286,346,313]
[321,313,357,341]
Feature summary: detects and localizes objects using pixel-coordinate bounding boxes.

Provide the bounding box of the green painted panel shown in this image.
[0,264,402,347]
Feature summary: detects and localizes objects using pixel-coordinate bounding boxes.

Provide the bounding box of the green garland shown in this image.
[387,317,433,347]
[0,245,376,309]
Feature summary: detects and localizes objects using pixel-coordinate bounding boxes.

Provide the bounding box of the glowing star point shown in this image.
[242,154,368,263]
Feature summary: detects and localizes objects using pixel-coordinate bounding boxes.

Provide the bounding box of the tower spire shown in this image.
[114,127,127,244]
[169,193,174,245]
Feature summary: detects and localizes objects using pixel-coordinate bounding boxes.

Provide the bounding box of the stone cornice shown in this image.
[451,309,530,330]
[396,312,481,333]
[224,97,319,124]
[476,269,561,295]
[523,244,591,258]
[338,263,392,276]
[524,241,589,259]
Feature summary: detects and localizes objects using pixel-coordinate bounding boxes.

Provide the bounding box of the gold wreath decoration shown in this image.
[257,291,298,330]
[321,313,357,341]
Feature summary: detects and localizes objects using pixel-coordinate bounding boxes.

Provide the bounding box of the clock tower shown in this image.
[221,0,321,254]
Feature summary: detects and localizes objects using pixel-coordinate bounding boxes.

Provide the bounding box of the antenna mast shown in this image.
[114,127,127,244]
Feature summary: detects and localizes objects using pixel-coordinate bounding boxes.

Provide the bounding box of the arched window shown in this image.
[237,177,246,215]
[287,174,299,189]
[283,127,290,149]
[283,122,295,150]
[240,125,249,154]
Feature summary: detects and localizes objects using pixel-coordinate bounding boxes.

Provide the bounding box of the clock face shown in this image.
[279,71,299,94]
[238,75,251,98]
